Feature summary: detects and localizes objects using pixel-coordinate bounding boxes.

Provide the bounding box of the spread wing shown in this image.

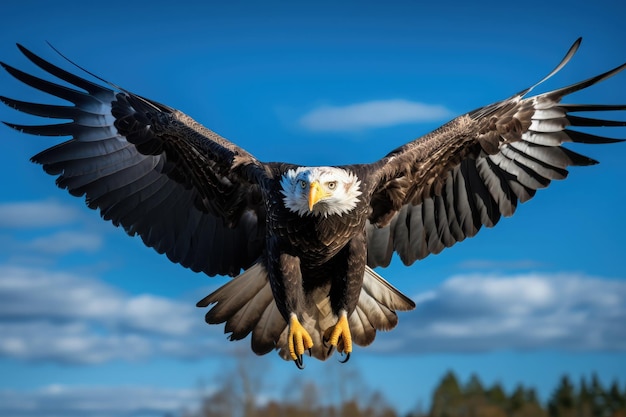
[1,44,270,277]
[366,38,626,268]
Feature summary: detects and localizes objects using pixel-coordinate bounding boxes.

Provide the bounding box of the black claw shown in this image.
[308,348,312,357]
[338,352,351,364]
[327,345,335,357]
[294,355,305,369]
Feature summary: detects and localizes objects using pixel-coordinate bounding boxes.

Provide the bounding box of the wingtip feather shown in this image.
[523,37,584,96]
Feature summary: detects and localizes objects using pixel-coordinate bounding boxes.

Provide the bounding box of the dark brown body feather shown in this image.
[262,167,374,325]
[1,39,624,361]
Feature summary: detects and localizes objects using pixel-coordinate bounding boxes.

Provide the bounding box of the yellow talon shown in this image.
[288,314,314,369]
[323,311,352,361]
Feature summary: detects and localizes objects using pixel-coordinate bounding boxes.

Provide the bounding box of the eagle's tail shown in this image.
[197,263,415,361]
[197,263,285,357]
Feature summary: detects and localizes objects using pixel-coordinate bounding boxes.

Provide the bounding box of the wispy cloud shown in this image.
[26,231,103,254]
[0,200,83,229]
[0,265,223,364]
[0,200,105,257]
[373,273,626,354]
[299,99,452,132]
[1,265,624,365]
[0,385,205,417]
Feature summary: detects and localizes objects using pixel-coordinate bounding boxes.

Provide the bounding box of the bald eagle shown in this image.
[1,39,624,368]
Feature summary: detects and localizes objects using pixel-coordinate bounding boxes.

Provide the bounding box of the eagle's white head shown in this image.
[280,167,362,217]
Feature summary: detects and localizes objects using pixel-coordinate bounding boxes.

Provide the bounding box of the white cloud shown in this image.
[373,273,626,354]
[0,265,223,364]
[26,231,103,254]
[0,321,154,364]
[299,99,452,131]
[1,264,624,365]
[0,200,103,256]
[0,200,83,228]
[0,385,205,417]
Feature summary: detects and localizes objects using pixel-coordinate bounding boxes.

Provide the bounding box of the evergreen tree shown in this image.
[465,374,485,398]
[510,385,547,417]
[430,371,463,417]
[464,373,489,417]
[524,388,540,406]
[607,380,626,416]
[548,376,576,417]
[578,377,594,417]
[486,383,508,409]
[509,385,527,413]
[591,373,607,417]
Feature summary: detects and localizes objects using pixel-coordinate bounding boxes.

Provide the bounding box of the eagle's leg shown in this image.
[288,313,314,369]
[267,252,315,368]
[322,233,366,362]
[323,309,352,362]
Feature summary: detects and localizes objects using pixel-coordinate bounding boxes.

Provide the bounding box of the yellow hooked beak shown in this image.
[308,181,328,211]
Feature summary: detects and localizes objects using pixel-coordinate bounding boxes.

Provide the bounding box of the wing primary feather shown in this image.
[0,96,100,120]
[563,129,625,144]
[40,42,174,115]
[17,43,113,97]
[543,62,626,101]
[559,103,626,112]
[0,62,93,105]
[560,147,599,166]
[567,115,626,128]
[32,139,128,165]
[521,37,583,97]
[504,144,569,180]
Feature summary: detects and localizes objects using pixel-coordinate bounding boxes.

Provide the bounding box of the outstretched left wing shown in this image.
[1,44,270,277]
[366,38,626,268]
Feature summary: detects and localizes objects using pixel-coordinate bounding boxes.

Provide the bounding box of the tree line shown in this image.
[181,356,626,417]
[423,371,626,417]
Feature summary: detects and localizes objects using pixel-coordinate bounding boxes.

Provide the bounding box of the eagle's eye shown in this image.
[298,179,307,189]
[327,181,337,190]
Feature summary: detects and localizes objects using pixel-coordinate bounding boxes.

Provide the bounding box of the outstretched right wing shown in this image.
[1,44,268,277]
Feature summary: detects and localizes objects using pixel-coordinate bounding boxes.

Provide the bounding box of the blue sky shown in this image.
[1,0,625,416]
